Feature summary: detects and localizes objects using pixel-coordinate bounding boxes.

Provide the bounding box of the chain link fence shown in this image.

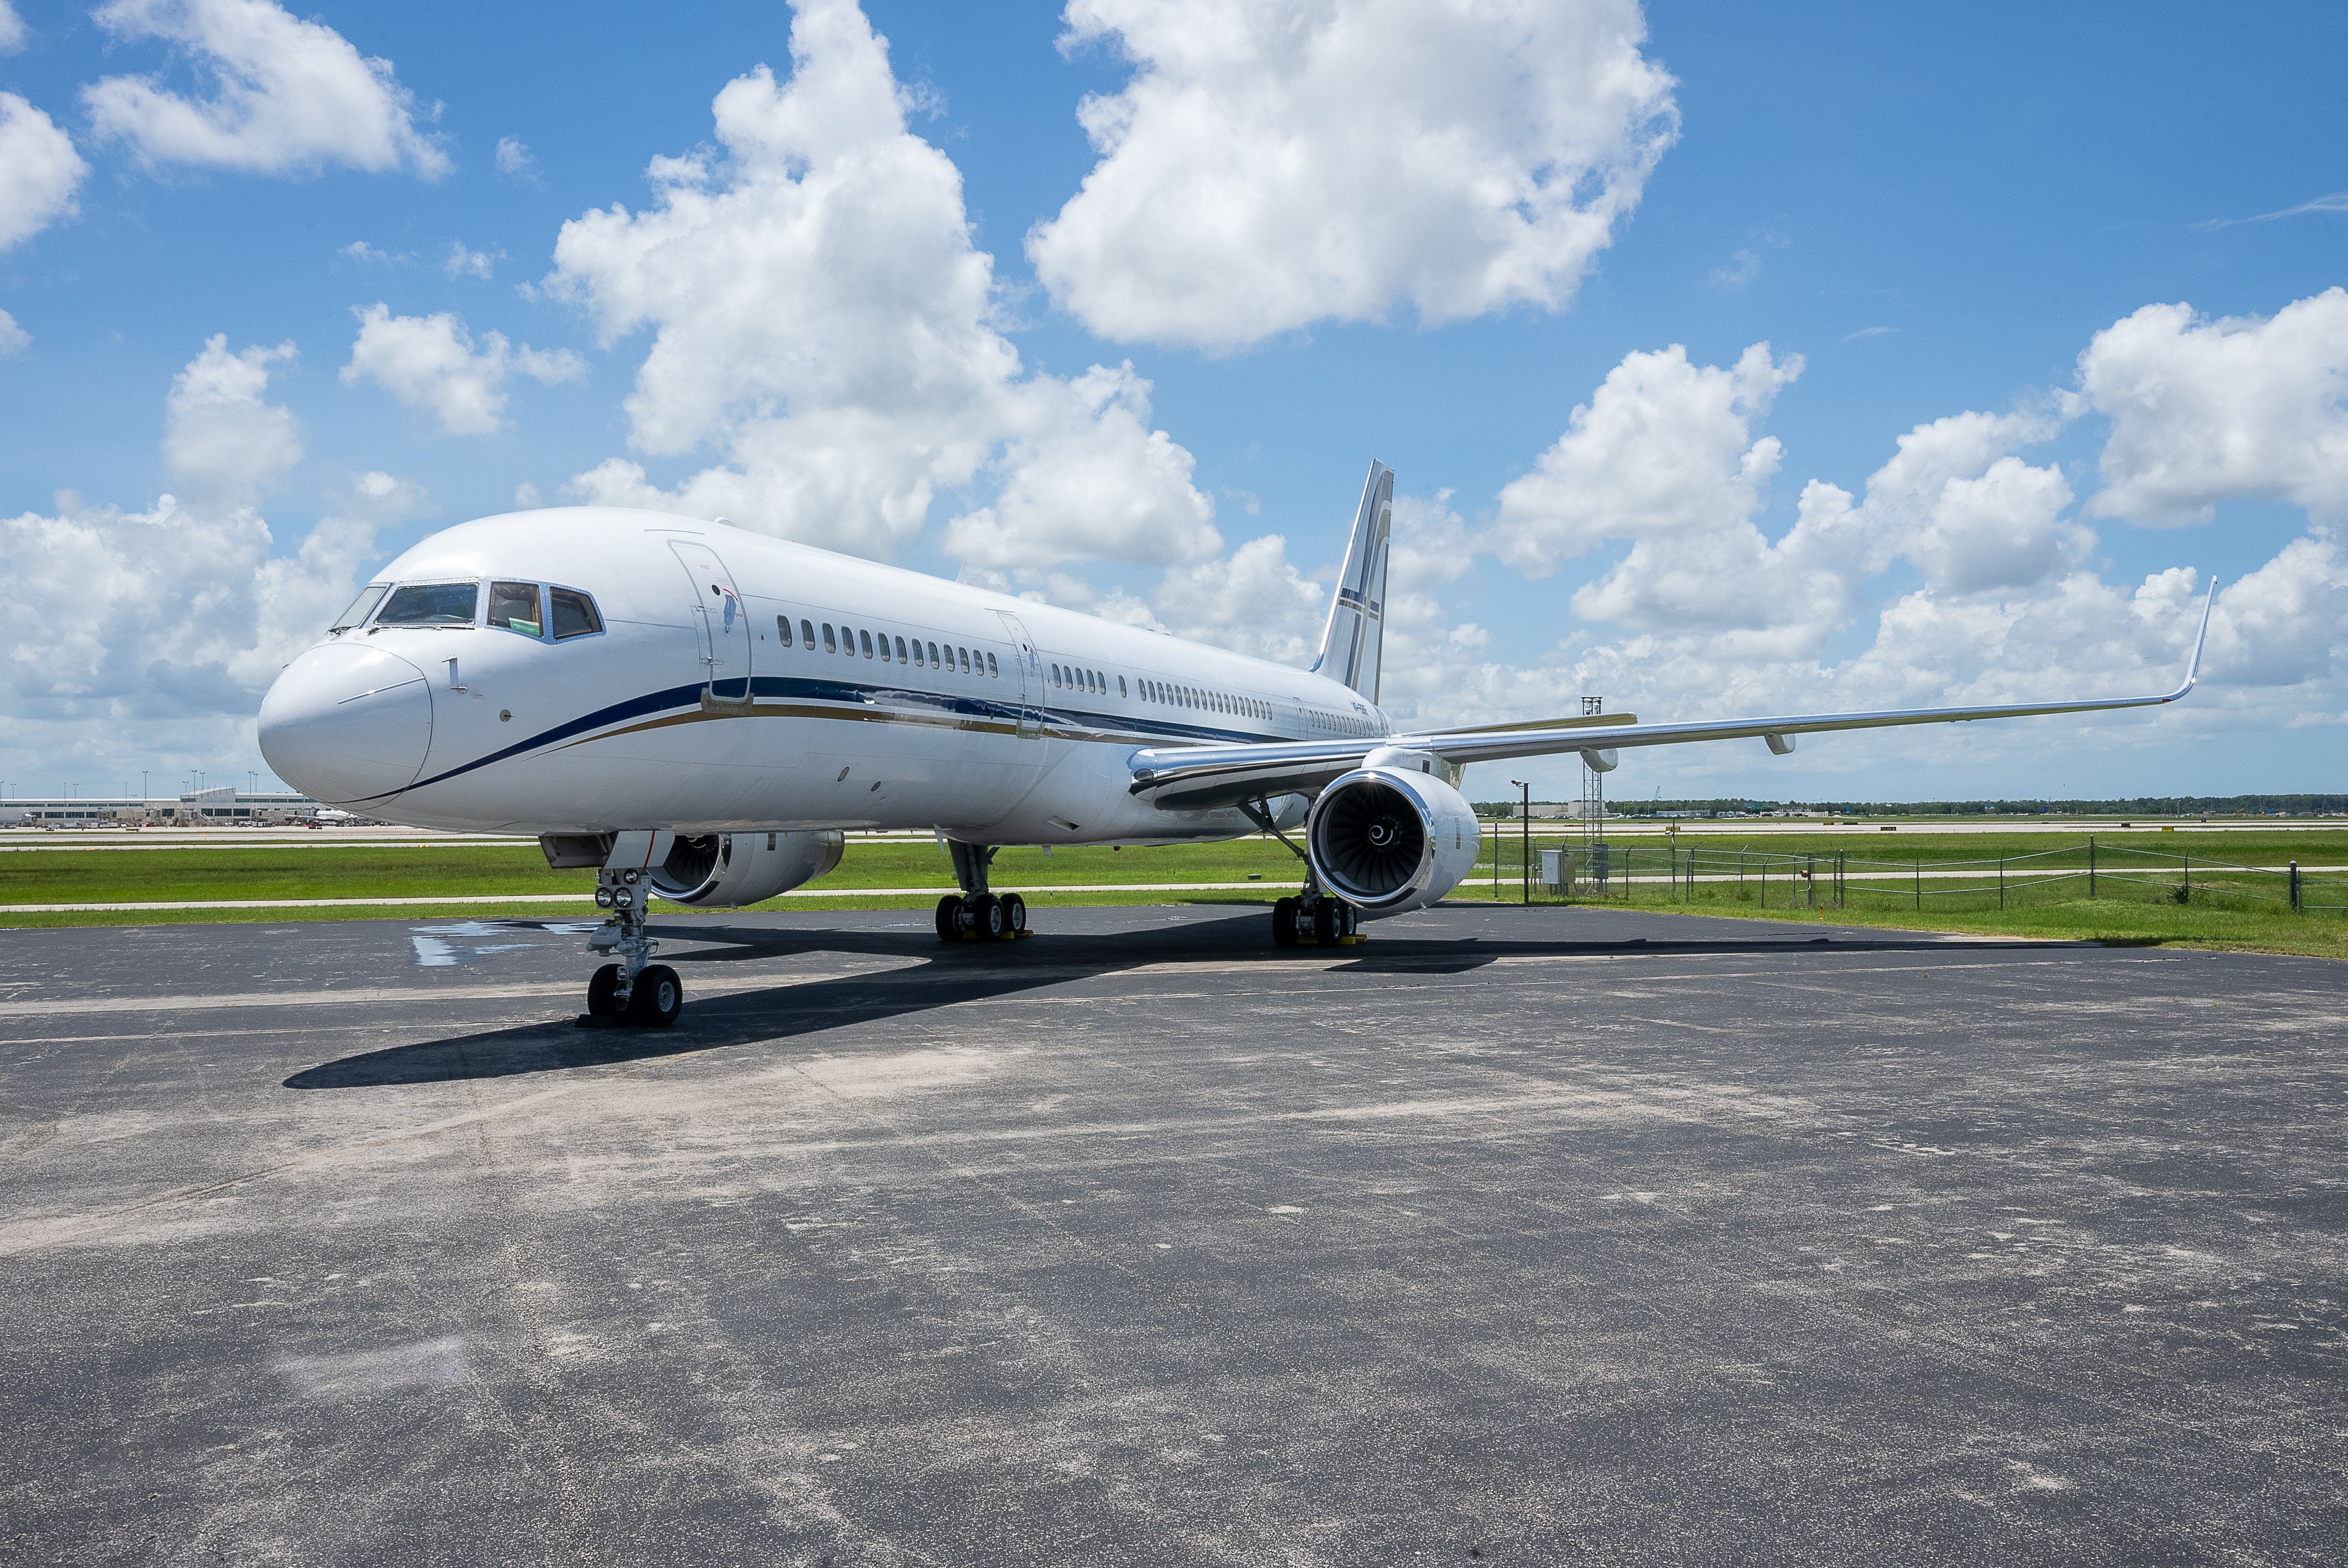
[1470,826,2348,917]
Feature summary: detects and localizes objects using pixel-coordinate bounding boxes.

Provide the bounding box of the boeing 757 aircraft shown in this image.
[258,463,2212,1026]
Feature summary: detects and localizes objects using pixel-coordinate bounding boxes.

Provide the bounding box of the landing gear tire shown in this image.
[587,963,622,1017]
[1312,899,1339,946]
[626,963,683,1027]
[969,893,1006,940]
[1000,892,1027,936]
[1273,896,1300,948]
[935,894,963,942]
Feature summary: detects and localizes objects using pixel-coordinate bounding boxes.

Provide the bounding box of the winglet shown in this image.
[2170,576,2216,700]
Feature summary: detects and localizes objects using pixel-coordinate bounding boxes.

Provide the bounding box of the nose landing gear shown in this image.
[586,863,682,1026]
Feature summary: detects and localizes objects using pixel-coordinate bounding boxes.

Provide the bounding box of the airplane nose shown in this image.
[258,643,435,804]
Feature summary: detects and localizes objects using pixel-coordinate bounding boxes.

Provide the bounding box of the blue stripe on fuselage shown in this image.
[386,672,1299,800]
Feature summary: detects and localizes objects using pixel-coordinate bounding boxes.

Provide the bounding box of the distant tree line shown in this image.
[1597,795,2348,818]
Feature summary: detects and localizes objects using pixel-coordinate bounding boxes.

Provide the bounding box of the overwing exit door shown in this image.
[670,540,751,703]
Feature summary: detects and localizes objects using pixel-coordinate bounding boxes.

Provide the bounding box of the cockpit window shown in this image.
[549,587,603,640]
[488,581,544,638]
[331,584,388,632]
[377,581,480,627]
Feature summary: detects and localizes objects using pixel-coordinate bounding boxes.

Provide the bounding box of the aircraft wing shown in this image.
[1129,581,2214,813]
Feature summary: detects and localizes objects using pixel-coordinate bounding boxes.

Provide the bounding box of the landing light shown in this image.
[595,887,615,909]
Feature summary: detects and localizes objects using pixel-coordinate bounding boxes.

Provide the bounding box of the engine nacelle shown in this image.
[648,831,845,907]
[1306,766,1482,916]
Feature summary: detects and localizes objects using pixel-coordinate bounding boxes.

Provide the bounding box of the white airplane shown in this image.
[258,463,2213,1027]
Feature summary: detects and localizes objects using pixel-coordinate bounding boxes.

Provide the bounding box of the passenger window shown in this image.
[822,623,837,653]
[549,587,602,639]
[986,651,997,677]
[926,640,939,667]
[878,632,892,663]
[777,615,794,648]
[1119,675,1127,698]
[802,618,816,649]
[960,647,971,673]
[859,628,874,658]
[892,635,906,662]
[377,581,480,627]
[331,583,388,632]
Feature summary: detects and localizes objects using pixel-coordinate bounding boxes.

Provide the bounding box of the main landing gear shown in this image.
[1235,796,1366,951]
[1271,892,1362,948]
[935,840,1032,945]
[585,863,683,1026]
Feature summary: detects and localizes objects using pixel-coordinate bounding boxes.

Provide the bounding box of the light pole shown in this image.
[1510,779,1530,905]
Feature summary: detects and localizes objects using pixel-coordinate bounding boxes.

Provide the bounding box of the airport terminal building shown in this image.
[1,785,322,828]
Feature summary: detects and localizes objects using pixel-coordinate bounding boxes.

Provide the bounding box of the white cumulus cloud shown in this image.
[340,304,583,436]
[495,135,537,180]
[0,92,88,252]
[1027,0,1678,350]
[84,0,450,178]
[163,334,303,508]
[2077,288,2348,525]
[0,308,27,355]
[1490,342,1816,648]
[1377,302,2348,779]
[0,1,26,53]
[0,385,429,786]
[542,0,1217,567]
[442,240,499,279]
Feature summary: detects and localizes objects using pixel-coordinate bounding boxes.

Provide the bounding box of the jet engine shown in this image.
[1305,765,1481,916]
[647,831,845,908]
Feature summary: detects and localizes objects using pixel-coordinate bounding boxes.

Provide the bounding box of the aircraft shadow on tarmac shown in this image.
[283,912,2053,1091]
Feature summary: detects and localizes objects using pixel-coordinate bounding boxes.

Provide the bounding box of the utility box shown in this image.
[1539,848,1569,894]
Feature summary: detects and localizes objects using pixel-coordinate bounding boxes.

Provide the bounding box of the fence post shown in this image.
[1916,858,1922,910]
[1760,859,1766,909]
[2290,860,2300,912]
[2088,835,2095,900]
[2183,854,2190,904]
[1624,847,1632,904]
[2000,856,2006,911]
[1808,854,1816,910]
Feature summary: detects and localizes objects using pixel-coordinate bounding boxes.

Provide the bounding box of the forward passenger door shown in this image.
[670,541,751,704]
[995,610,1044,741]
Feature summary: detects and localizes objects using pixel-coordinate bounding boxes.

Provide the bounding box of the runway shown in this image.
[3,906,2343,1564]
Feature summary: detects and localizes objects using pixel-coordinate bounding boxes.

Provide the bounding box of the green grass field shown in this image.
[3,827,2345,957]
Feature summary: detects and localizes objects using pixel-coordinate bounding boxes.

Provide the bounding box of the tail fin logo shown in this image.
[1313,461,1394,703]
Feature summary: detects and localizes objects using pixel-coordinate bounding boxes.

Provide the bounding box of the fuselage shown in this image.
[258,507,1393,844]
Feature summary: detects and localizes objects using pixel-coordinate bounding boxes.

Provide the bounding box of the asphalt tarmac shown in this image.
[3,905,2343,1565]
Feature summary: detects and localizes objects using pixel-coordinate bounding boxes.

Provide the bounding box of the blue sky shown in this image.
[2,1,2344,803]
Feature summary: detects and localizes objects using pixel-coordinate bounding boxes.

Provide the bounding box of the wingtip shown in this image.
[2176,573,2217,697]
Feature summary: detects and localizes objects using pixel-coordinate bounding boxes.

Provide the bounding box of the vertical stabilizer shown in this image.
[1312,461,1394,702]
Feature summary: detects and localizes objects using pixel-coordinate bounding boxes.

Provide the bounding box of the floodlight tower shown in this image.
[1579,697,1606,883]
